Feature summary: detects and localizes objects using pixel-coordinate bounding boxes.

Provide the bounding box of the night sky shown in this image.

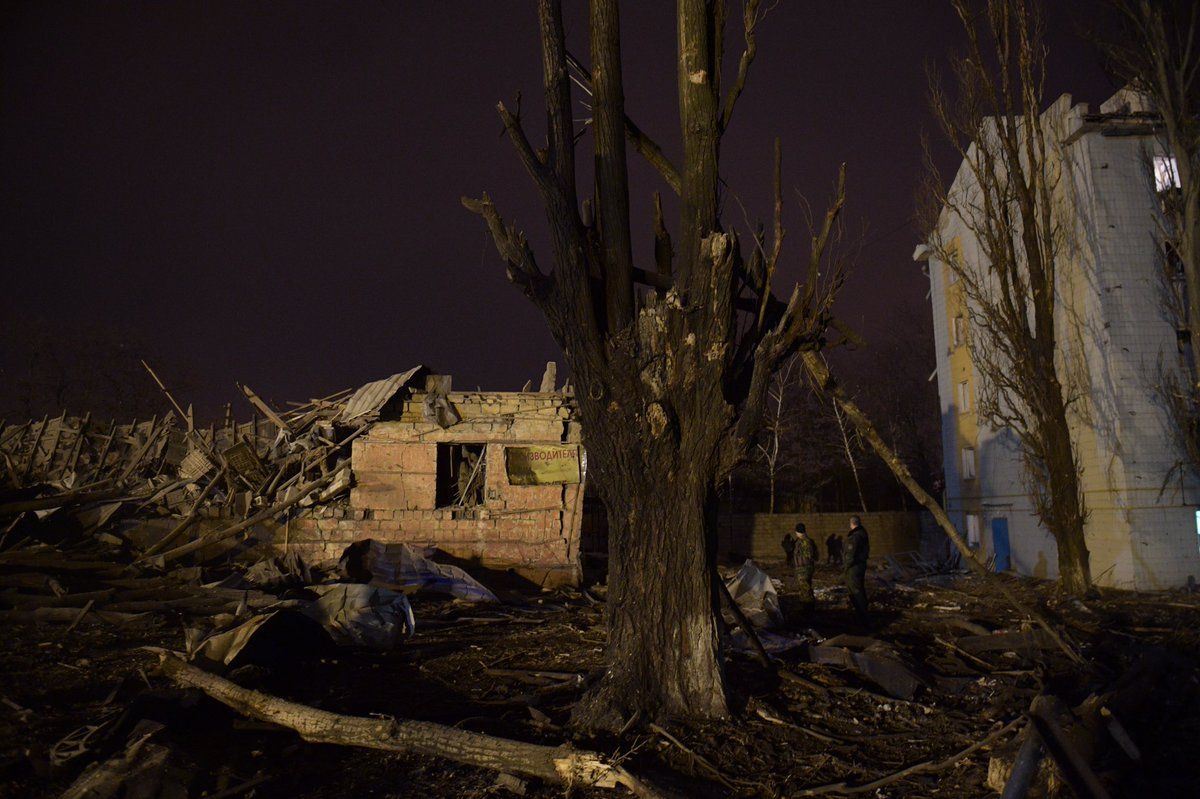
[1,1,1115,419]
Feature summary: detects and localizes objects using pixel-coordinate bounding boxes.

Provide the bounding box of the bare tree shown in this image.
[923,0,1092,594]
[464,1,848,726]
[754,354,802,513]
[1104,0,1200,380]
[831,392,869,513]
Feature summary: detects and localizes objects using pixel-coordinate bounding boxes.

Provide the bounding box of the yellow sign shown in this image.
[505,445,581,485]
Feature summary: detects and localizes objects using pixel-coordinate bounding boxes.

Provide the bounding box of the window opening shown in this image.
[1155,155,1181,192]
[961,447,977,480]
[436,443,486,508]
[966,513,981,547]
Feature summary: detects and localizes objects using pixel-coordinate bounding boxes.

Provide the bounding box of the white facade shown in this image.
[921,90,1200,590]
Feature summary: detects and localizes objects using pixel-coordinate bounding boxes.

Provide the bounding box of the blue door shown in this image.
[991,518,1010,572]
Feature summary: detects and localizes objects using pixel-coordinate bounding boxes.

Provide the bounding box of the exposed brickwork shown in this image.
[280,389,585,588]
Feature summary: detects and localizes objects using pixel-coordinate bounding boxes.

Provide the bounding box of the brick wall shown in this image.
[717,511,921,563]
[278,390,586,588]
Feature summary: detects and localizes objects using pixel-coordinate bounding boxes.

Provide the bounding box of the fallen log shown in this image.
[1027,695,1111,799]
[998,723,1045,799]
[157,653,664,797]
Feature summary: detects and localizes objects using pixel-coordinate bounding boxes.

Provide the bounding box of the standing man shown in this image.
[844,515,870,621]
[825,531,843,566]
[785,522,817,613]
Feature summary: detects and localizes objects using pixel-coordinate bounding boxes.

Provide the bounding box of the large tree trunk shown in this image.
[468,0,848,732]
[574,452,727,730]
[1035,391,1092,595]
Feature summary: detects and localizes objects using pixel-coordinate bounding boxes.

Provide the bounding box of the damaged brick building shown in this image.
[282,369,586,588]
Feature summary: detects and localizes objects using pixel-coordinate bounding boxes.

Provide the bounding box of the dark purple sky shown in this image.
[1,1,1114,418]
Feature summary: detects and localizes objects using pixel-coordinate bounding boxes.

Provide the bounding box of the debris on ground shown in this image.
[3,379,1199,797]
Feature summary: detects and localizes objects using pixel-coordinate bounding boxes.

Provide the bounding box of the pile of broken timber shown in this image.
[0,544,285,628]
[0,380,372,568]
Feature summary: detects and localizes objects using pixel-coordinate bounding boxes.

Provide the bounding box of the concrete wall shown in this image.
[717,511,921,564]
[281,390,586,588]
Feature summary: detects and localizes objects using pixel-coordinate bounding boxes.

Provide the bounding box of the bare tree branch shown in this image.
[720,0,764,131]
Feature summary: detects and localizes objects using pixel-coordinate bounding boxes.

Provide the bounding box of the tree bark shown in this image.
[574,470,727,729]
[676,0,720,283]
[1040,400,1091,594]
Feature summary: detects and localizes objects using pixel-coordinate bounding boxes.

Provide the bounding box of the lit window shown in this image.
[958,381,971,412]
[961,447,976,480]
[966,513,981,547]
[1155,156,1181,192]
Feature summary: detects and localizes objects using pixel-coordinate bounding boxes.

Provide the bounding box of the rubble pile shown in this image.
[2,373,1199,798]
[3,551,1198,798]
[0,371,432,563]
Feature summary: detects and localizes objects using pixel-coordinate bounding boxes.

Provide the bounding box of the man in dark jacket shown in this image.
[844,515,870,620]
[825,532,843,566]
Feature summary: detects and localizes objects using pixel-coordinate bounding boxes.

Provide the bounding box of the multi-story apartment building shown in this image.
[916,88,1200,590]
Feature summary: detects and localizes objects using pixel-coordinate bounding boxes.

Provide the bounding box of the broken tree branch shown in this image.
[563,50,682,194]
[720,0,761,132]
[794,716,1023,796]
[157,653,665,797]
[798,351,1086,667]
[716,577,773,670]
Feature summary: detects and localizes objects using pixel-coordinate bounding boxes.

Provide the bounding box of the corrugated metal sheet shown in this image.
[339,367,423,422]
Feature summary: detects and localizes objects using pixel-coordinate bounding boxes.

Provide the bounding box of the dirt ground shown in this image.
[2,555,1199,799]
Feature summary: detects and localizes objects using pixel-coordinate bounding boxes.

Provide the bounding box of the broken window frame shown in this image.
[435,443,486,509]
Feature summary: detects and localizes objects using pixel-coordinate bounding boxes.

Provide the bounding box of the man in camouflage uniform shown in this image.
[844,515,870,621]
[782,522,817,613]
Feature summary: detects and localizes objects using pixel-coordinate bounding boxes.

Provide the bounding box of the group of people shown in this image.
[781,516,870,622]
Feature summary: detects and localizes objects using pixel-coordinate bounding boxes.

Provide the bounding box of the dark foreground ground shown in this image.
[2,552,1199,799]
